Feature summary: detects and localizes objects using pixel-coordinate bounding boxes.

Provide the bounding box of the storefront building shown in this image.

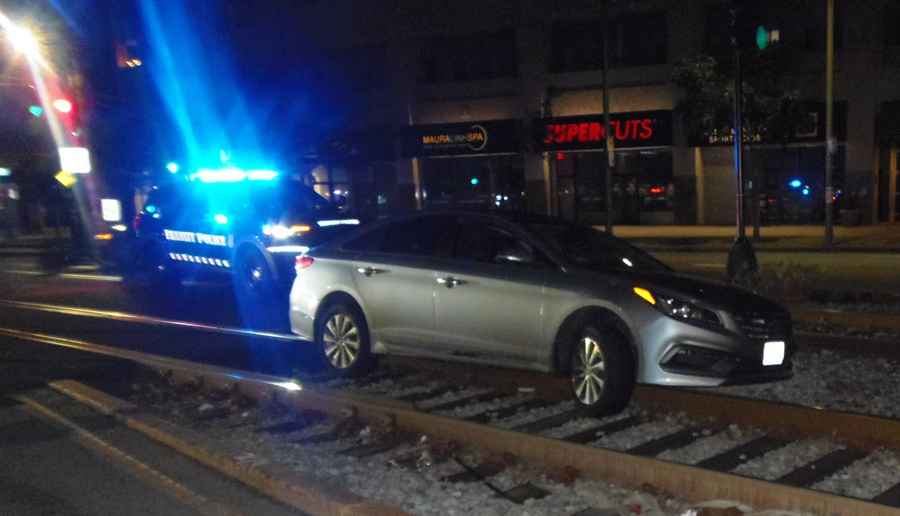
[227,0,900,226]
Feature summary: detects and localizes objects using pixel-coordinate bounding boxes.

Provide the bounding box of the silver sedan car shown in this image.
[289,210,793,415]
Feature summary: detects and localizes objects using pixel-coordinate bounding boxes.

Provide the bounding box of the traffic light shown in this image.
[52,98,73,113]
[52,96,81,138]
[28,105,43,117]
[756,26,779,51]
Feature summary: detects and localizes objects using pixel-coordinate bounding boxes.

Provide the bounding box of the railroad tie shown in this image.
[695,436,789,472]
[352,369,409,389]
[562,415,644,445]
[422,391,500,412]
[626,427,707,457]
[293,430,342,445]
[340,442,397,458]
[395,389,445,403]
[441,462,505,484]
[775,448,868,488]
[511,410,583,433]
[464,398,557,425]
[501,483,551,504]
[261,412,327,434]
[872,482,900,508]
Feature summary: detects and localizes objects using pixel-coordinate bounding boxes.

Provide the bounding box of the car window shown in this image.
[342,216,452,257]
[452,221,552,267]
[526,220,671,272]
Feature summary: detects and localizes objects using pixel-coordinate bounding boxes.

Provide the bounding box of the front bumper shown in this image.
[638,313,794,387]
[658,342,794,384]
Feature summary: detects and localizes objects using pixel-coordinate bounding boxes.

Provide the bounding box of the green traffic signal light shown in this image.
[757,26,768,50]
[757,26,779,51]
[29,105,42,117]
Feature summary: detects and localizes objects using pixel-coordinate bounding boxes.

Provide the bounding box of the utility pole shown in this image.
[602,0,615,234]
[726,1,758,278]
[824,0,835,245]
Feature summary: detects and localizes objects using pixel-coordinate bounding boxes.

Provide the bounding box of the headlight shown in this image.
[634,287,722,326]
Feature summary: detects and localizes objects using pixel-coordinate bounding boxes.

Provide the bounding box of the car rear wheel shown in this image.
[315,303,372,378]
[569,326,634,415]
[143,242,181,289]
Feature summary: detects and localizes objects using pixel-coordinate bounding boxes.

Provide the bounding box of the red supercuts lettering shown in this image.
[544,119,653,144]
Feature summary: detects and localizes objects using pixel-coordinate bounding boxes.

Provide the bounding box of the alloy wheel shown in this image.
[572,336,606,406]
[323,313,360,369]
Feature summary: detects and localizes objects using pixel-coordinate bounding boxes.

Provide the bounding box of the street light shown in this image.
[5,23,38,56]
[0,13,49,69]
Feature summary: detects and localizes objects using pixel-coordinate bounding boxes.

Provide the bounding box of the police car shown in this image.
[133,167,358,300]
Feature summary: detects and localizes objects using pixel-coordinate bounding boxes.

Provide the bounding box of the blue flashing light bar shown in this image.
[191,168,279,183]
[246,169,279,181]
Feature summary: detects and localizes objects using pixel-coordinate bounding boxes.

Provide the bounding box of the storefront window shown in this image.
[420,155,524,210]
[556,149,673,225]
[748,146,846,225]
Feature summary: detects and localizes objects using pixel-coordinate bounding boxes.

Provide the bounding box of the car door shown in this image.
[344,215,454,355]
[432,217,551,365]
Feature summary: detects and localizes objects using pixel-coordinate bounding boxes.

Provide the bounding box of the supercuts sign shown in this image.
[538,110,673,151]
[402,119,521,157]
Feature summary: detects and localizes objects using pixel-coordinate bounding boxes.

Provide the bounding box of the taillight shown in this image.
[295,256,314,273]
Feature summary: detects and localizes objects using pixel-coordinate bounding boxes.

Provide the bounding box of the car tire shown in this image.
[569,325,635,416]
[234,248,278,302]
[315,303,372,378]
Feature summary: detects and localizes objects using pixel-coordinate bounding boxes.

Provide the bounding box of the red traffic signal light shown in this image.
[53,98,73,113]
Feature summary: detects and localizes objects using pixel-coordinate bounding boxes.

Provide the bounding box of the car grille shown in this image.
[732,311,792,342]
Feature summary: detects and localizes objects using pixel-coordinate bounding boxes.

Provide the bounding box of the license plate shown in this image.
[763,341,785,366]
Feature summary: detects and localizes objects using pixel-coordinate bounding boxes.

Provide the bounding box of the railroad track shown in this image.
[3,301,900,514]
[56,350,897,516]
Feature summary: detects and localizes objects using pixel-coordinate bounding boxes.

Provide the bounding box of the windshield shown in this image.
[526,220,672,272]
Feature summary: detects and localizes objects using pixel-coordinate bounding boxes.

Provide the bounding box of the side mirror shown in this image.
[496,244,534,264]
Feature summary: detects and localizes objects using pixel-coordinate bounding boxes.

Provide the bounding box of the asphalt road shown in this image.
[0,255,320,377]
[0,255,312,516]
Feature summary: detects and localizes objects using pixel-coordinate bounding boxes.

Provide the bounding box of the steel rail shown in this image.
[0,300,300,341]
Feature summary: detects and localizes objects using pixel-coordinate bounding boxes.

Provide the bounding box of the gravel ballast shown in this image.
[115,340,900,516]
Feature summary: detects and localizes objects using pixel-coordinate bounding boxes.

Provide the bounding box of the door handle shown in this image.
[437,276,466,288]
[357,267,387,277]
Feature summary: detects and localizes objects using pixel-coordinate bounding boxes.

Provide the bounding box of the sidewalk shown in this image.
[610,223,900,253]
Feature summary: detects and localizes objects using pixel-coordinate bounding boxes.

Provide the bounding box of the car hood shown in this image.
[583,268,787,314]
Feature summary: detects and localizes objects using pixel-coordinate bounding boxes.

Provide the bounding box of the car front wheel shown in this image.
[569,326,634,415]
[234,248,278,301]
[315,303,372,377]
